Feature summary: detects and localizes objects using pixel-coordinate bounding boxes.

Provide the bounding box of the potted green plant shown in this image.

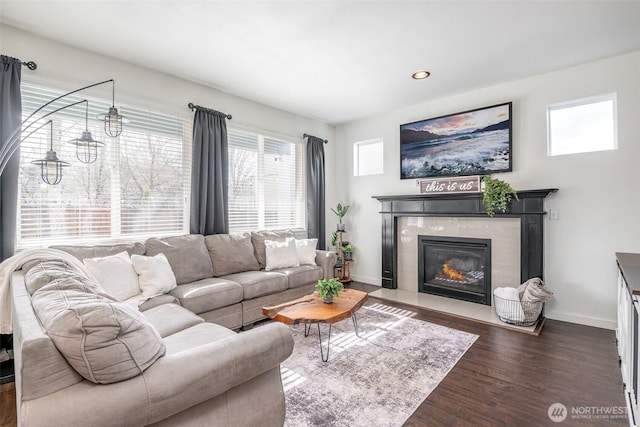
[482,176,519,217]
[330,203,350,231]
[315,278,344,303]
[328,230,339,251]
[341,243,355,261]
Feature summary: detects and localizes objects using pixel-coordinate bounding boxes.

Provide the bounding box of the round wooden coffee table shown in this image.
[261,289,368,362]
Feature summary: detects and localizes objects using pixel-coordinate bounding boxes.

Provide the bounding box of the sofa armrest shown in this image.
[142,322,293,423]
[315,250,337,279]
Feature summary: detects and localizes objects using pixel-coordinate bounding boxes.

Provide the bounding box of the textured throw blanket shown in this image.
[518,277,553,303]
[0,248,94,334]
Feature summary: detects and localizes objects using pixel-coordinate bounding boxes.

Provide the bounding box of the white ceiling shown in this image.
[2,1,639,125]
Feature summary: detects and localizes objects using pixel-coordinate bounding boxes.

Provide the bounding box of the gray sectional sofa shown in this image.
[9,230,336,426]
[53,231,337,330]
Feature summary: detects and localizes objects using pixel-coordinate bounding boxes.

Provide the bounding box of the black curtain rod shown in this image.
[187,102,232,120]
[21,60,37,71]
[303,133,328,144]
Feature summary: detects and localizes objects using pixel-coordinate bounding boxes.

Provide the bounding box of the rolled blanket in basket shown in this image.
[517,278,551,321]
[518,277,553,303]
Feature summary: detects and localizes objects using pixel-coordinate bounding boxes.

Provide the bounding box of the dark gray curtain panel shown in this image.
[190,108,228,235]
[0,56,22,261]
[306,136,326,249]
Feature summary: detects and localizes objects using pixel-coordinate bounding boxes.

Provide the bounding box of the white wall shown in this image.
[336,51,640,329]
[0,24,338,244]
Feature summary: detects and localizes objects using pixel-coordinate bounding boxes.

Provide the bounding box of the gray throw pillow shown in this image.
[23,259,95,295]
[50,242,145,261]
[145,235,214,285]
[30,276,165,384]
[205,233,260,276]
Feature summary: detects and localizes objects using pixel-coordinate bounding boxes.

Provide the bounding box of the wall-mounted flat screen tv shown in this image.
[400,102,512,179]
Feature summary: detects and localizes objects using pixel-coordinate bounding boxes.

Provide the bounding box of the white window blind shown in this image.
[227,127,305,233]
[17,82,192,248]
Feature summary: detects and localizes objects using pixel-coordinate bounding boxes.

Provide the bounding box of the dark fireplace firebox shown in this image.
[418,235,491,305]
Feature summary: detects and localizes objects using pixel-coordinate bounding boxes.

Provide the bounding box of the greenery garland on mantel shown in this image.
[482,176,519,217]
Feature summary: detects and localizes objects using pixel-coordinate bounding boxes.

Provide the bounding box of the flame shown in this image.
[442,261,464,280]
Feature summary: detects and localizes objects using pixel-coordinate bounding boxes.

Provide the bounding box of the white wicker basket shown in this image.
[493,291,543,327]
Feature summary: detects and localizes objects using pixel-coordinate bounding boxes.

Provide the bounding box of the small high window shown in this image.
[547,93,617,156]
[353,138,383,176]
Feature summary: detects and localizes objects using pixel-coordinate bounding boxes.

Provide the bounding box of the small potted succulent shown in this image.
[315,278,344,303]
[330,203,350,231]
[341,243,355,261]
[328,230,340,252]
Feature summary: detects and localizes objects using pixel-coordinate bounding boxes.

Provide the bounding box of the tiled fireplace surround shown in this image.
[371,190,556,332]
[397,216,521,296]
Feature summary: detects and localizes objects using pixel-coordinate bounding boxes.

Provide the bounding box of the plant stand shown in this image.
[333,230,352,283]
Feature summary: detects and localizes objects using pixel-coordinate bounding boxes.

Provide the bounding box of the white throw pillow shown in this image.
[83,251,141,301]
[265,238,300,271]
[295,238,318,266]
[131,253,177,297]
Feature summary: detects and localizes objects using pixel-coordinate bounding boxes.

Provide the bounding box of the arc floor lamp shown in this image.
[0,78,127,185]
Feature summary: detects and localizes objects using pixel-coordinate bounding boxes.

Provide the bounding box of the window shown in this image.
[547,93,617,156]
[17,82,192,248]
[227,127,305,233]
[353,138,383,176]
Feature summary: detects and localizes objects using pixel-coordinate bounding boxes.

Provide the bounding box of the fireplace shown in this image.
[418,236,491,305]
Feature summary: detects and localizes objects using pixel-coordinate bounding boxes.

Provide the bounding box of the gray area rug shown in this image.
[281,302,478,427]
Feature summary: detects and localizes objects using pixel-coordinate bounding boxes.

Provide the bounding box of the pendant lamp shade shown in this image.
[30,120,70,185]
[68,100,104,163]
[68,130,104,164]
[96,80,128,137]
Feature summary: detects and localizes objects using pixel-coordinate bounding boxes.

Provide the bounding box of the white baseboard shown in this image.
[546,311,617,330]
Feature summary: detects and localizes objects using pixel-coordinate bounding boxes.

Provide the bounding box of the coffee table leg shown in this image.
[304,323,312,337]
[352,313,361,338]
[317,323,332,363]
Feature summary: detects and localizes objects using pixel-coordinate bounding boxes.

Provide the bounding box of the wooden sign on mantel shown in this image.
[419,175,481,195]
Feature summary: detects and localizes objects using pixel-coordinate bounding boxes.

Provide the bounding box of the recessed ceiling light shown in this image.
[412,70,431,80]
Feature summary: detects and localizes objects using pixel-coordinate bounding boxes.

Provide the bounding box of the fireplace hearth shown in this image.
[418,236,491,305]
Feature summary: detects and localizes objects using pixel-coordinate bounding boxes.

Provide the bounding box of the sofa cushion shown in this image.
[222,271,288,300]
[83,251,141,301]
[162,322,237,354]
[23,259,94,295]
[143,303,204,338]
[30,276,165,384]
[265,238,299,271]
[169,277,244,314]
[145,235,214,285]
[295,238,318,266]
[50,242,145,261]
[136,294,181,312]
[205,233,260,277]
[274,265,323,289]
[250,230,295,269]
[131,253,177,297]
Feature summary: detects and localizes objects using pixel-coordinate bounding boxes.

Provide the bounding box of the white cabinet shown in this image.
[617,253,640,427]
[619,269,633,389]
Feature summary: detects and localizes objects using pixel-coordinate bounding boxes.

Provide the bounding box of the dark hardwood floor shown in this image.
[348,282,627,427]
[0,382,16,427]
[0,282,626,427]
